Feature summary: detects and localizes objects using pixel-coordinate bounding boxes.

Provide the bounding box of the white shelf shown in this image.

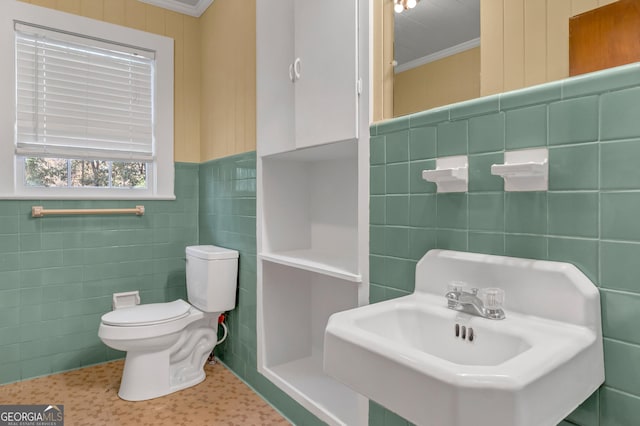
[491,147,548,192]
[490,161,546,177]
[263,354,363,426]
[260,250,361,282]
[261,139,357,161]
[421,155,468,193]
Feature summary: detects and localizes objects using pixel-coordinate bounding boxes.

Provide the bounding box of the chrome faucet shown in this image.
[445,284,505,320]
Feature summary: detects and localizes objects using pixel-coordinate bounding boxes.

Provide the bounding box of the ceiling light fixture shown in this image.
[394,0,419,13]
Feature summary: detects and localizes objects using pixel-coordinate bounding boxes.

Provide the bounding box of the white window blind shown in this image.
[15,22,155,161]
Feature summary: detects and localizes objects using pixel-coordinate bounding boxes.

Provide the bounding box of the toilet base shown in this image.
[118,349,207,401]
[116,316,218,401]
[119,349,172,401]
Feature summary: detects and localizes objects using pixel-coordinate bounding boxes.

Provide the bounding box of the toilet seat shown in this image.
[101,299,191,327]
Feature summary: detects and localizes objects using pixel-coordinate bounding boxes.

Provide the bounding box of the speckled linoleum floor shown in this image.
[0,360,291,426]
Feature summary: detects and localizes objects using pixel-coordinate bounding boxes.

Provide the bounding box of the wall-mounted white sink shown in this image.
[324,250,604,426]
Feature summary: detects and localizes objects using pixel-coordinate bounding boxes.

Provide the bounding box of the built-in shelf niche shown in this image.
[260,141,359,281]
[259,261,364,426]
[256,0,368,421]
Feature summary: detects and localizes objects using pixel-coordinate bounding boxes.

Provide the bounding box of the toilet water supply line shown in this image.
[217,313,228,345]
[208,313,228,365]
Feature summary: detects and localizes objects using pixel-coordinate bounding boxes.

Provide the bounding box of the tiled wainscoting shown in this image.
[369,63,640,426]
[198,152,257,370]
[0,163,198,383]
[0,154,320,425]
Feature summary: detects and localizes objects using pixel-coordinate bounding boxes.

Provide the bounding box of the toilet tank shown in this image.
[185,245,239,312]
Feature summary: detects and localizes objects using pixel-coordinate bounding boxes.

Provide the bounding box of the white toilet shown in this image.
[98,245,238,401]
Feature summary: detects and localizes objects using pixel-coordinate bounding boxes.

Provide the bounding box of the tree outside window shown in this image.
[24,157,147,188]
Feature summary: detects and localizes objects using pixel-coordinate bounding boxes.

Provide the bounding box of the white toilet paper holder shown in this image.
[112,291,141,310]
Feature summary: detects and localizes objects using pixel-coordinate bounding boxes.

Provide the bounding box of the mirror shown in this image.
[377,0,632,122]
[392,0,480,117]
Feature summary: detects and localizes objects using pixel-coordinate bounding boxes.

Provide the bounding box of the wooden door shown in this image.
[570,0,640,76]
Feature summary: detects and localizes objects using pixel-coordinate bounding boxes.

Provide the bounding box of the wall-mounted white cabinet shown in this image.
[293,0,359,149]
[256,0,369,424]
[257,0,359,157]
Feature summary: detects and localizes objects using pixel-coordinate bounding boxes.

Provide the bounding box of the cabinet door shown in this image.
[256,0,296,157]
[294,0,359,149]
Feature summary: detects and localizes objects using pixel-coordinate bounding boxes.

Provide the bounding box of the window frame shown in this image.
[0,0,175,200]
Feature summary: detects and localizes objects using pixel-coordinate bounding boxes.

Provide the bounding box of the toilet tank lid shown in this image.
[101,299,191,326]
[186,245,239,260]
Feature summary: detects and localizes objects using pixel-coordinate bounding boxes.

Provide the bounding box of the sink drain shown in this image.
[455,323,474,342]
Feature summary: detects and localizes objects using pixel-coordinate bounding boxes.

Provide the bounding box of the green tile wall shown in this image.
[198,152,322,426]
[370,62,640,426]
[198,152,257,375]
[0,163,198,384]
[0,152,321,425]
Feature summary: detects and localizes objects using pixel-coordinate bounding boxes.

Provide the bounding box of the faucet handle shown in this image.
[479,288,505,310]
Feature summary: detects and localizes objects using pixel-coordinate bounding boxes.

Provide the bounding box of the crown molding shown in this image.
[395,37,481,74]
[137,0,214,17]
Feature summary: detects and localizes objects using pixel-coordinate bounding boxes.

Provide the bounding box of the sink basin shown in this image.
[353,300,533,366]
[324,250,604,426]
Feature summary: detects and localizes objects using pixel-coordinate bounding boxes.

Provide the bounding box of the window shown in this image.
[0,1,174,199]
[16,23,153,191]
[22,158,147,189]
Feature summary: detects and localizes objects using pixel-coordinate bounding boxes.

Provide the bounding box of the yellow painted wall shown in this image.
[394,47,480,117]
[481,0,619,96]
[20,0,202,163]
[373,0,394,121]
[199,0,256,162]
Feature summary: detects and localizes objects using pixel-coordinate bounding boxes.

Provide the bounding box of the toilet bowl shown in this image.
[98,245,238,401]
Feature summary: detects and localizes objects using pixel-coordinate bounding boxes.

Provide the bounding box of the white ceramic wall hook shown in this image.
[422,155,468,193]
[491,147,548,191]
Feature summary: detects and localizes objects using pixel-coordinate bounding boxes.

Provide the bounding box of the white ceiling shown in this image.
[394,0,480,70]
[137,0,213,17]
